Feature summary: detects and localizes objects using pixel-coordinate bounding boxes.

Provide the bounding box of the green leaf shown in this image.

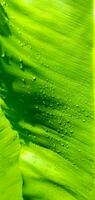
[0,0,95,200]
[0,101,22,200]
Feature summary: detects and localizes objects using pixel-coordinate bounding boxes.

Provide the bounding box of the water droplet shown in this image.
[70,130,73,133]
[57,150,60,153]
[58,121,61,125]
[28,133,31,138]
[28,90,31,94]
[11,16,15,20]
[22,78,25,83]
[2,1,6,6]
[60,127,63,131]
[19,59,24,70]
[43,100,45,105]
[33,76,36,81]
[1,52,5,58]
[90,115,94,119]
[20,42,24,47]
[65,128,68,133]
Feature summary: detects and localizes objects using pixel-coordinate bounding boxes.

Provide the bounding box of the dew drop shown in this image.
[70,130,73,133]
[19,59,24,70]
[22,78,25,83]
[85,114,89,117]
[2,1,6,6]
[11,16,15,20]
[43,100,45,105]
[20,43,24,47]
[65,130,68,135]
[57,150,60,153]
[35,105,39,109]
[1,52,5,58]
[33,76,36,81]
[60,127,63,131]
[28,90,31,94]
[58,121,61,125]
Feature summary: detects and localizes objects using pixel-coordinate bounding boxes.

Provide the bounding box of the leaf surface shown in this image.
[0,0,95,200]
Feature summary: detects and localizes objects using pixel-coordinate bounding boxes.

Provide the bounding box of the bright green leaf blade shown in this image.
[0,0,95,200]
[0,103,23,200]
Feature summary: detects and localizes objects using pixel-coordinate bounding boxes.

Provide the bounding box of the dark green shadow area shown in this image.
[0,4,11,37]
[24,195,43,200]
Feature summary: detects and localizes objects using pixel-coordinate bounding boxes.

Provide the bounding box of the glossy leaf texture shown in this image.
[0,0,95,200]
